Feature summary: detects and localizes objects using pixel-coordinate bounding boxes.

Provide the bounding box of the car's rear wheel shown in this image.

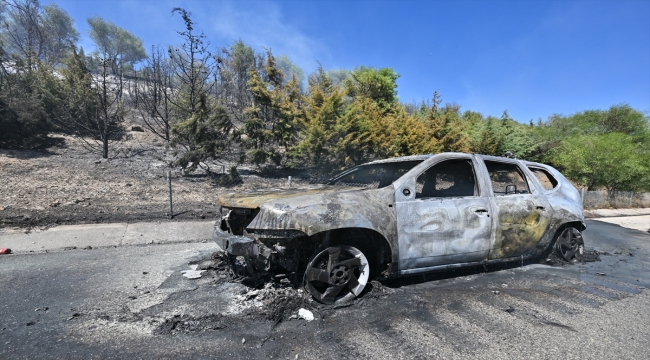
[554,227,584,261]
[304,245,370,305]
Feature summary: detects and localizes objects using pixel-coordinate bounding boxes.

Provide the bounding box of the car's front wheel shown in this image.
[304,245,370,305]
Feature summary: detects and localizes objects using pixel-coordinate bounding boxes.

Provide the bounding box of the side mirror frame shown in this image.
[505,184,517,195]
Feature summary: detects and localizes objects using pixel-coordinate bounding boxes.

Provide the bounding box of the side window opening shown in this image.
[529,167,558,191]
[416,159,477,199]
[484,161,530,196]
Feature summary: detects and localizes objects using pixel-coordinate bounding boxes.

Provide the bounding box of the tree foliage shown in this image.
[214,40,260,124]
[471,116,502,156]
[276,54,304,88]
[167,8,216,118]
[541,106,650,193]
[40,3,79,66]
[423,92,471,153]
[0,35,64,149]
[170,93,233,173]
[551,133,649,194]
[57,44,97,135]
[0,0,79,67]
[164,8,235,173]
[87,16,145,74]
[0,64,55,147]
[242,49,303,167]
[294,65,345,168]
[343,66,399,108]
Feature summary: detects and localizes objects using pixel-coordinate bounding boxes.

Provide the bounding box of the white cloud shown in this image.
[203,1,327,75]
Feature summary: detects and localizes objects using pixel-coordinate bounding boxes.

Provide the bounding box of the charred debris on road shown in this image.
[157,247,600,336]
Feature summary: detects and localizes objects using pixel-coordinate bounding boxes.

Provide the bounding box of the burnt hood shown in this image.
[217,185,364,209]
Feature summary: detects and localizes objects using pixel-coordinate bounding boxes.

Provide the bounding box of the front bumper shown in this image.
[212,226,260,257]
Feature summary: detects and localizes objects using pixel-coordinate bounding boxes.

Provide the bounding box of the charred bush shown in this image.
[210,166,243,187]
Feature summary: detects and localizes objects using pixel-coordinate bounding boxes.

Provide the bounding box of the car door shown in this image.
[395,155,493,270]
[482,159,553,259]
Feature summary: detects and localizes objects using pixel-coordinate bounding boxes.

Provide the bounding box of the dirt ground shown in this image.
[0,130,297,230]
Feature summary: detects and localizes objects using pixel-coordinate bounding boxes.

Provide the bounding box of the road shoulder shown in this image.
[584,208,650,218]
[0,220,215,253]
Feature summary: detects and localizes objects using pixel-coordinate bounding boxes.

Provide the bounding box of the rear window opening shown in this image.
[484,161,531,195]
[529,167,559,191]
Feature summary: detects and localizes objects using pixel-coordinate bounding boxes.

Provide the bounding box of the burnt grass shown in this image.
[0,132,312,230]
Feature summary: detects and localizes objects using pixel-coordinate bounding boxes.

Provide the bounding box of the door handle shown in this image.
[536,206,545,210]
[469,206,489,216]
[473,208,489,217]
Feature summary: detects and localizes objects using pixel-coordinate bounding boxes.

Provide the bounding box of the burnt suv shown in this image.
[213,153,585,304]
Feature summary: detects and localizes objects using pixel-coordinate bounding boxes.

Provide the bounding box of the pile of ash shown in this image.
[542,249,601,267]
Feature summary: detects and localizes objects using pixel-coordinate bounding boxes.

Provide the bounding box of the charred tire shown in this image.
[554,227,584,261]
[304,245,370,305]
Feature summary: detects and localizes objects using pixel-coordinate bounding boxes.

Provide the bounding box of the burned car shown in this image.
[214,153,585,304]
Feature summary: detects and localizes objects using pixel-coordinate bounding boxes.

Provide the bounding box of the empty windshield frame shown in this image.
[328,160,424,189]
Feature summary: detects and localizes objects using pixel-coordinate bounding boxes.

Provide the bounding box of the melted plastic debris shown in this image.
[181,264,206,279]
[297,308,314,321]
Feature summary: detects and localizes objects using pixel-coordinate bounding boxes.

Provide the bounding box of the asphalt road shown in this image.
[1,219,649,359]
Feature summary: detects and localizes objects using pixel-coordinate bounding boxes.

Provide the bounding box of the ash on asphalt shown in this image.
[139,249,601,338]
[83,250,599,344]
[140,252,420,337]
[146,251,314,336]
[154,314,229,335]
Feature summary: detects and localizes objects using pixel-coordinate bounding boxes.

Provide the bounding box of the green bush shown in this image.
[0,97,53,149]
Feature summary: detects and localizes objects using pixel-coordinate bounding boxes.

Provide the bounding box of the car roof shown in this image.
[364,154,434,164]
[365,152,506,165]
[364,153,552,167]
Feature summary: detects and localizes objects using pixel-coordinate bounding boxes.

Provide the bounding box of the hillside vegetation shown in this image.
[1,0,649,197]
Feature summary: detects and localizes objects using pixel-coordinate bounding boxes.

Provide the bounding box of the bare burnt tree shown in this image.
[0,40,13,96]
[1,0,43,68]
[135,45,175,142]
[60,53,125,158]
[93,57,125,158]
[166,8,235,174]
[168,8,217,123]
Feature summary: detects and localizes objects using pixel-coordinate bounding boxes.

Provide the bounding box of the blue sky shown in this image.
[56,0,649,122]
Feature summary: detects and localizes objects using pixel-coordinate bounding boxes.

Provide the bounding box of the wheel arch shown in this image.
[558,220,587,233]
[547,221,585,248]
[310,227,395,277]
[532,220,585,260]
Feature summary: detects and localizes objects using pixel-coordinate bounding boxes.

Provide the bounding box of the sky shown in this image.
[54,0,650,123]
